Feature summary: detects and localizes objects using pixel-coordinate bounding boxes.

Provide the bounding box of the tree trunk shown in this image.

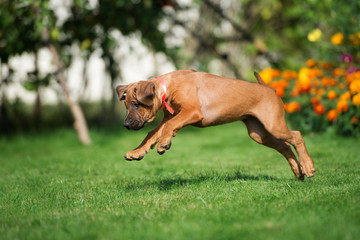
[32,52,41,129]
[33,88,42,128]
[42,29,91,145]
[0,60,10,134]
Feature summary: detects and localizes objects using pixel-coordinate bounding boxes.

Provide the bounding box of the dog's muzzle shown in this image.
[123,118,148,130]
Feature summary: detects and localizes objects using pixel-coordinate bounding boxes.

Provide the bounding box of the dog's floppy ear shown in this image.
[116,85,128,102]
[136,81,155,107]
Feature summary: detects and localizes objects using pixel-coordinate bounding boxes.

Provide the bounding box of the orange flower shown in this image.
[310,96,320,105]
[352,93,360,106]
[299,68,310,80]
[349,80,360,94]
[349,72,360,80]
[327,109,338,122]
[331,33,344,45]
[306,59,317,68]
[314,103,326,115]
[321,77,337,87]
[284,103,289,111]
[270,80,288,98]
[297,68,312,93]
[317,88,325,96]
[285,102,301,113]
[329,78,338,86]
[275,87,285,97]
[297,81,311,94]
[351,116,359,125]
[340,91,351,100]
[337,100,349,113]
[333,68,347,77]
[270,82,285,98]
[282,70,297,80]
[259,69,273,84]
[327,90,337,100]
[308,68,323,78]
[260,68,280,84]
[271,69,281,78]
[290,89,299,97]
[346,71,360,85]
[321,62,332,70]
[310,87,317,95]
[277,79,289,88]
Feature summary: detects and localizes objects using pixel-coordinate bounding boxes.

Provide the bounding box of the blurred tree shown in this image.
[164,0,359,77]
[0,0,168,141]
[0,0,92,144]
[289,0,360,61]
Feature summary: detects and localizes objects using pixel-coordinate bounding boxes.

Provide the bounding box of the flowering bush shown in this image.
[260,32,360,136]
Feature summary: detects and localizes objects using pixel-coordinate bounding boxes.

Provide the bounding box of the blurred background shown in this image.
[0,0,359,143]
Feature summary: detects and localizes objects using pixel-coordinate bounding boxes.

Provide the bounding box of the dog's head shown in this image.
[116,81,160,130]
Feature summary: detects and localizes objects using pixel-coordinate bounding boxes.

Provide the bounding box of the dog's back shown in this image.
[167,71,280,127]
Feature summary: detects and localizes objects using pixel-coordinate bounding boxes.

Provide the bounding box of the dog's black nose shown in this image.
[123,122,130,129]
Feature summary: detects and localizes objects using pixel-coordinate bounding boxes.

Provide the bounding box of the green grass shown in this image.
[1,123,360,240]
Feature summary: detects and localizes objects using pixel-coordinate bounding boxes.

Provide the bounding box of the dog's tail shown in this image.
[254,72,276,92]
[254,72,267,85]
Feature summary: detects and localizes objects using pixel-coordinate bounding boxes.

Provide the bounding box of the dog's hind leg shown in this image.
[252,103,315,178]
[243,116,304,180]
[282,130,315,178]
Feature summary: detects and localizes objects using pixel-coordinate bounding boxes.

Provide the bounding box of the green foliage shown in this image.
[0,100,124,134]
[1,124,360,239]
[0,100,73,133]
[245,0,360,67]
[299,0,360,62]
[0,0,167,91]
[0,1,53,62]
[286,100,360,137]
[23,73,51,91]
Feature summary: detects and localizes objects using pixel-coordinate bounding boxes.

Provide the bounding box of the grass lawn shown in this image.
[1,122,360,240]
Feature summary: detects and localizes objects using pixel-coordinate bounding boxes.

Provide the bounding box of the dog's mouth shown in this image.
[133,120,148,131]
[124,119,148,130]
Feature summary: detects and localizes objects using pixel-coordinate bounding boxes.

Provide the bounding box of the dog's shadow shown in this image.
[124,170,278,191]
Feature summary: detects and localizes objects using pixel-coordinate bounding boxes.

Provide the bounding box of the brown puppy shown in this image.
[116,69,315,180]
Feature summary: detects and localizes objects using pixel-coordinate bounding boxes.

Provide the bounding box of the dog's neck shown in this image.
[156,77,174,114]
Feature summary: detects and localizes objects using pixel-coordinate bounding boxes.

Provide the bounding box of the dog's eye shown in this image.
[132,102,141,109]
[120,93,126,101]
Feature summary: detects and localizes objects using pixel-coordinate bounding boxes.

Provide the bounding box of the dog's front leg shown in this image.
[124,119,169,161]
[157,108,203,154]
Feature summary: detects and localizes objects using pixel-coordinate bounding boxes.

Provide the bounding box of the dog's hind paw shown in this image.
[299,161,316,179]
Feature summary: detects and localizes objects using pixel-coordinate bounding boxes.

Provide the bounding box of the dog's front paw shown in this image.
[157,139,172,155]
[124,149,148,161]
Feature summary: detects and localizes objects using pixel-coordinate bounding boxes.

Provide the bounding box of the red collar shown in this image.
[158,77,174,115]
